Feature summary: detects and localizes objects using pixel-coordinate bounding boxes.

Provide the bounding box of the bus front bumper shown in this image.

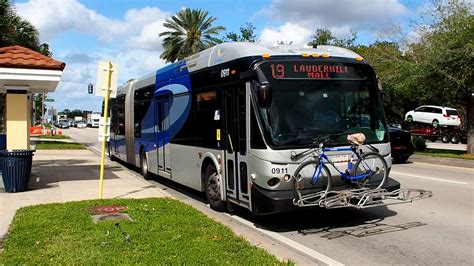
[250,177,401,215]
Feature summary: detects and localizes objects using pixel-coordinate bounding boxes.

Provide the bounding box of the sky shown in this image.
[13,0,429,112]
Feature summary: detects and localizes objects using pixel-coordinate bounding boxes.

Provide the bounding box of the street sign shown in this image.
[44,98,54,102]
[98,117,111,142]
[95,61,118,99]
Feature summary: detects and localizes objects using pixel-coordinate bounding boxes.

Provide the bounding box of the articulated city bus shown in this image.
[109,42,400,214]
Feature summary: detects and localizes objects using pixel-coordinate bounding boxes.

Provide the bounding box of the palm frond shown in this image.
[159,8,225,62]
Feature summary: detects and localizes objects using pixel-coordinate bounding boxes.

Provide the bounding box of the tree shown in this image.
[222,23,256,42]
[33,94,46,125]
[355,0,473,152]
[0,0,51,56]
[159,8,225,62]
[307,28,357,49]
[355,41,420,118]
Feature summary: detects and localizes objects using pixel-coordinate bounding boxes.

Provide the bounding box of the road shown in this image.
[66,127,474,265]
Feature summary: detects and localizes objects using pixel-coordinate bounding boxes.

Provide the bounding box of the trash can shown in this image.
[0,150,35,192]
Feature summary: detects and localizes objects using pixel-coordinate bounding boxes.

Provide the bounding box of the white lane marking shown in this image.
[89,146,101,153]
[229,214,344,266]
[391,171,469,185]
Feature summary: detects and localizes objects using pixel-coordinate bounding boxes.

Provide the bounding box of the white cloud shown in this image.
[267,0,407,29]
[259,23,312,47]
[258,0,409,44]
[14,0,170,111]
[15,0,169,48]
[50,49,166,111]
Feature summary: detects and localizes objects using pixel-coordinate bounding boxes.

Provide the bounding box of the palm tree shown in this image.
[0,0,40,51]
[159,8,225,62]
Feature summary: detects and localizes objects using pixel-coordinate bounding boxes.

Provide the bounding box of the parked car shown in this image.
[405,105,461,127]
[389,126,414,163]
[58,122,70,129]
[76,121,87,128]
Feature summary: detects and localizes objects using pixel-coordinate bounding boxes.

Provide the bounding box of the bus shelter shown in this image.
[0,46,65,191]
[0,45,65,150]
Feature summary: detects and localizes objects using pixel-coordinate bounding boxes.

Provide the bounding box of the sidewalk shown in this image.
[0,149,171,239]
[409,154,474,168]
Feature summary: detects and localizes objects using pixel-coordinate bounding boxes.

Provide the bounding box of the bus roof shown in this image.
[184,42,363,73]
[117,42,364,94]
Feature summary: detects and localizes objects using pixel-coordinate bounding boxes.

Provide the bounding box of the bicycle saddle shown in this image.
[347,133,366,146]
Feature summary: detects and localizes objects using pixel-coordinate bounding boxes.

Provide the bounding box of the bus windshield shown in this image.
[255,61,388,148]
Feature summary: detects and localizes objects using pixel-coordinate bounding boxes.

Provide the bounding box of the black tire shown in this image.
[293,160,332,204]
[432,119,439,127]
[108,143,115,161]
[352,152,388,190]
[429,137,438,142]
[204,164,225,212]
[441,134,450,143]
[450,135,459,144]
[140,151,151,180]
[406,115,413,122]
[393,156,409,164]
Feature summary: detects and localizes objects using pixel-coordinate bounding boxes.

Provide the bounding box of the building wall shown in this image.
[6,93,30,150]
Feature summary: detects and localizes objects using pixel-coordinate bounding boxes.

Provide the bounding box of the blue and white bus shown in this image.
[109,42,400,214]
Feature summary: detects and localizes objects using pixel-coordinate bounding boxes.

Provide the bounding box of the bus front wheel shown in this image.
[204,164,225,212]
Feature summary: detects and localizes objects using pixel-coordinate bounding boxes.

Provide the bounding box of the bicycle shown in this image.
[290,133,388,206]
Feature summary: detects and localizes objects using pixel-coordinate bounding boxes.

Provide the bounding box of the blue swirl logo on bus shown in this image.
[154,83,191,147]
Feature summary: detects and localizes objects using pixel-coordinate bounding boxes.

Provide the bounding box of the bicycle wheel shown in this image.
[351,152,388,189]
[293,160,332,204]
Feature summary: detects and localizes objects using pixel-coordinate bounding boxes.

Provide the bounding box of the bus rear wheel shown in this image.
[204,164,225,212]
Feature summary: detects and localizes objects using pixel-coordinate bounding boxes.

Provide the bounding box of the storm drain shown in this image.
[85,205,133,223]
[91,213,133,223]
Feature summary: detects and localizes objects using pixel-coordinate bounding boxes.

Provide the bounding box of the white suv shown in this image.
[405,105,461,127]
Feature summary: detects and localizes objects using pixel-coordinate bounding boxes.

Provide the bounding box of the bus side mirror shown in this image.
[258,83,272,108]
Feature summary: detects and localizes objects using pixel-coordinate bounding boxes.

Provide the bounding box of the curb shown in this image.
[408,154,474,169]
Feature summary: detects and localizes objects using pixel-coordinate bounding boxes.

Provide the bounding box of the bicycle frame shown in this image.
[311,146,374,184]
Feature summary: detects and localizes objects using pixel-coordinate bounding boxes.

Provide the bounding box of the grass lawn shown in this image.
[0,198,287,264]
[35,141,86,150]
[416,149,474,160]
[37,135,70,139]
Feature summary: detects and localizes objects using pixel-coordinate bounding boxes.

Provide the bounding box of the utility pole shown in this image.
[468,92,474,154]
[41,94,45,127]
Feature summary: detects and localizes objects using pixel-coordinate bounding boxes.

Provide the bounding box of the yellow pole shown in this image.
[99,62,112,199]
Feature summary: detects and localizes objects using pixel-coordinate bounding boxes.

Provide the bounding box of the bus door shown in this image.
[224,86,250,205]
[157,97,171,173]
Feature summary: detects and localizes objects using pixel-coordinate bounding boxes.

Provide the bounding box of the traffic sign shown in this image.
[44,98,54,102]
[98,117,111,142]
[95,61,118,99]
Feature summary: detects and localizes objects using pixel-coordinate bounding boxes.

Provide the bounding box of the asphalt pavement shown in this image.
[66,127,474,265]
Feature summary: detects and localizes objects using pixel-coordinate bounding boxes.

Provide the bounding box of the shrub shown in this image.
[413,136,427,151]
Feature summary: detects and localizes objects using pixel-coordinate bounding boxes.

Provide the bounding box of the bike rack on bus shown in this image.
[293,188,433,209]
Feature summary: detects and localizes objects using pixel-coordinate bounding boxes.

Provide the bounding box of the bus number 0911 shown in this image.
[271,167,288,175]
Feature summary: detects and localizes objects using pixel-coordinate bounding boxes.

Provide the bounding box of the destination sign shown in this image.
[262,62,365,80]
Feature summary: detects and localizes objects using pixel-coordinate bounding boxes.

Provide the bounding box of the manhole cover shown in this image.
[92,213,133,223]
[85,205,128,215]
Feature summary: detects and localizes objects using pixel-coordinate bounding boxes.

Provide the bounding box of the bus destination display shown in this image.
[265,62,362,80]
